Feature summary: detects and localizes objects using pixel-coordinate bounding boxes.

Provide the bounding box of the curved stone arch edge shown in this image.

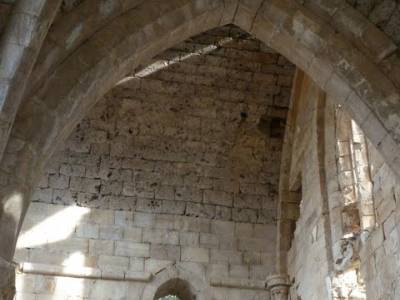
[1,0,400,290]
[141,263,215,300]
[7,0,399,184]
[0,0,62,164]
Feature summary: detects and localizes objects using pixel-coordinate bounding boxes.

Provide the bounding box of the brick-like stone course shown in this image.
[14,25,288,300]
[31,25,294,225]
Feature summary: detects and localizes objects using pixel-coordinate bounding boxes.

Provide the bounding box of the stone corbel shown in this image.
[266,274,290,300]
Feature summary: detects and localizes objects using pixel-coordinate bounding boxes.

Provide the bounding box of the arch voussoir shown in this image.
[234,0,400,178]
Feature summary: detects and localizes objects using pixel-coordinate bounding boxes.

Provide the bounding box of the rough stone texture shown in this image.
[284,74,331,300]
[281,71,400,300]
[0,1,400,299]
[358,138,400,300]
[347,0,400,45]
[13,25,292,300]
[31,25,294,224]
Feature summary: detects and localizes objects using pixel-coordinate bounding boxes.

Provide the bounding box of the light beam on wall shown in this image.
[116,37,234,85]
[16,206,90,249]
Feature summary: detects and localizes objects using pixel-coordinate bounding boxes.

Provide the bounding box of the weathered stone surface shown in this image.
[1,1,400,299]
[11,25,284,300]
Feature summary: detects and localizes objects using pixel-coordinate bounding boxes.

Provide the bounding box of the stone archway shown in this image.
[154,278,195,300]
[1,0,400,296]
[4,0,400,188]
[141,264,215,300]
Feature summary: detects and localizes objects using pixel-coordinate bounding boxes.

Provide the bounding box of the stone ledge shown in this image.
[18,262,152,282]
[209,276,266,290]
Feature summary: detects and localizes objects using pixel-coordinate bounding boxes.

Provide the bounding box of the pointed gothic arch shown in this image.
[1,0,400,295]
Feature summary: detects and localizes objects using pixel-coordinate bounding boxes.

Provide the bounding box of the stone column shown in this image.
[0,262,16,300]
[266,274,290,300]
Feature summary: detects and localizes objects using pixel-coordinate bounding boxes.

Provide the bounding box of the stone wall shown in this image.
[359,139,400,299]
[13,26,295,300]
[30,25,294,223]
[347,0,400,45]
[284,71,400,300]
[285,74,331,300]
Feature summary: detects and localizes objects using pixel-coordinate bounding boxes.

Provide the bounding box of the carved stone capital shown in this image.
[266,274,290,300]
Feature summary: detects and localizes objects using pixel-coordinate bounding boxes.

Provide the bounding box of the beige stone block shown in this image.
[161,199,186,215]
[99,225,123,240]
[153,214,176,230]
[211,220,234,236]
[243,251,261,265]
[89,239,114,255]
[115,210,134,226]
[238,237,273,252]
[60,163,85,176]
[185,202,216,219]
[235,223,253,237]
[31,188,52,203]
[14,248,29,262]
[123,227,142,242]
[219,235,237,250]
[132,212,154,227]
[115,241,150,257]
[36,294,68,300]
[15,274,35,293]
[101,269,125,280]
[76,223,99,239]
[14,293,36,300]
[200,233,219,248]
[208,263,229,278]
[181,247,209,263]
[51,238,89,253]
[260,252,274,265]
[250,264,273,280]
[29,249,66,265]
[70,177,101,193]
[143,228,179,245]
[34,275,56,294]
[144,258,174,273]
[232,208,258,223]
[155,185,175,200]
[180,232,199,247]
[97,255,129,270]
[215,205,232,221]
[129,257,144,272]
[150,244,180,261]
[88,280,128,299]
[176,217,210,233]
[204,190,233,206]
[233,194,267,209]
[210,249,242,264]
[49,174,69,189]
[89,209,114,225]
[229,264,249,279]
[253,224,276,239]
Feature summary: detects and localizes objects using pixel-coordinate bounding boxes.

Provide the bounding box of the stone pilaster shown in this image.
[0,255,18,300]
[266,274,290,300]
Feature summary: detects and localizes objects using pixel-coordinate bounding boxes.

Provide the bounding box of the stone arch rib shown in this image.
[5,0,400,186]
